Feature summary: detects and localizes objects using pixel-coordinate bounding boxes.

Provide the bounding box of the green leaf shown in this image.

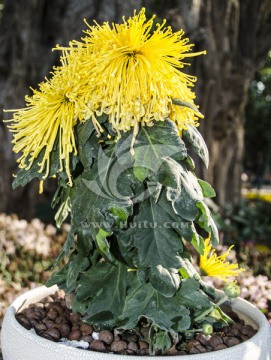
[76,118,96,147]
[71,150,133,241]
[76,262,128,328]
[154,331,172,351]
[95,228,114,262]
[45,264,68,288]
[133,120,187,181]
[157,158,181,189]
[12,146,60,188]
[198,179,216,198]
[76,120,99,170]
[191,233,205,255]
[53,185,75,228]
[197,202,219,245]
[157,158,203,221]
[176,278,212,316]
[178,258,217,299]
[66,252,90,292]
[109,206,129,228]
[121,280,190,331]
[183,125,209,168]
[150,266,180,298]
[128,193,183,296]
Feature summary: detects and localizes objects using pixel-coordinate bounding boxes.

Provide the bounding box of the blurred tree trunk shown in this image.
[0,0,142,219]
[150,0,271,205]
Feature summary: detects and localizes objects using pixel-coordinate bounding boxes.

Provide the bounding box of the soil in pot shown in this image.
[15,289,258,356]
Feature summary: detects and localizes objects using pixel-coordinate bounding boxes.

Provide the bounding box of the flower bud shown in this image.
[223,282,241,298]
[202,324,213,335]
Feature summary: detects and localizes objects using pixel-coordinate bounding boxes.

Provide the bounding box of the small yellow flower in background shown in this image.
[200,237,244,281]
[61,8,205,136]
[243,191,271,203]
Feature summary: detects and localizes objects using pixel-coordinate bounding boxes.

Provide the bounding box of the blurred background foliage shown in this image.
[0,0,270,327]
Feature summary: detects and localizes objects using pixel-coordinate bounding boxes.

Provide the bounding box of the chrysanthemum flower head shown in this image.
[200,237,244,281]
[66,8,205,136]
[7,49,93,185]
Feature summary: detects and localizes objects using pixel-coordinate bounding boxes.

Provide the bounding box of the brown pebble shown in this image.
[46,328,61,341]
[70,312,81,324]
[187,339,201,351]
[214,343,228,350]
[241,325,256,337]
[240,335,249,341]
[35,308,47,318]
[121,332,138,342]
[16,314,32,330]
[34,323,47,333]
[81,335,93,343]
[68,329,82,341]
[227,311,240,321]
[90,340,107,352]
[80,324,93,335]
[114,335,121,342]
[196,333,211,346]
[58,323,71,338]
[209,335,223,348]
[48,303,63,315]
[71,325,80,331]
[99,330,114,345]
[127,341,138,352]
[126,349,135,355]
[190,347,201,354]
[29,319,38,327]
[42,318,54,329]
[47,308,59,320]
[178,351,188,355]
[137,349,147,355]
[228,327,241,337]
[40,332,55,341]
[195,345,207,353]
[224,336,241,347]
[232,322,243,331]
[55,316,65,325]
[138,340,148,349]
[22,309,40,321]
[110,340,128,352]
[166,349,179,355]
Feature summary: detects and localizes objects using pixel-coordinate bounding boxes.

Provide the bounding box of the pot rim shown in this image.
[2,285,271,359]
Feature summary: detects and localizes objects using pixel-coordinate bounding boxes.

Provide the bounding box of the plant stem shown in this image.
[194,295,228,322]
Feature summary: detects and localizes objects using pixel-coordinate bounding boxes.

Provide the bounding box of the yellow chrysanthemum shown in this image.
[200,237,244,281]
[7,49,94,185]
[62,8,205,136]
[7,8,206,184]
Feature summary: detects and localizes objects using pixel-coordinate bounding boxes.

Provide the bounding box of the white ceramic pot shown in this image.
[1,285,271,360]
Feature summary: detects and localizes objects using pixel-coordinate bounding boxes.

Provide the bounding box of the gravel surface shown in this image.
[14,290,257,356]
